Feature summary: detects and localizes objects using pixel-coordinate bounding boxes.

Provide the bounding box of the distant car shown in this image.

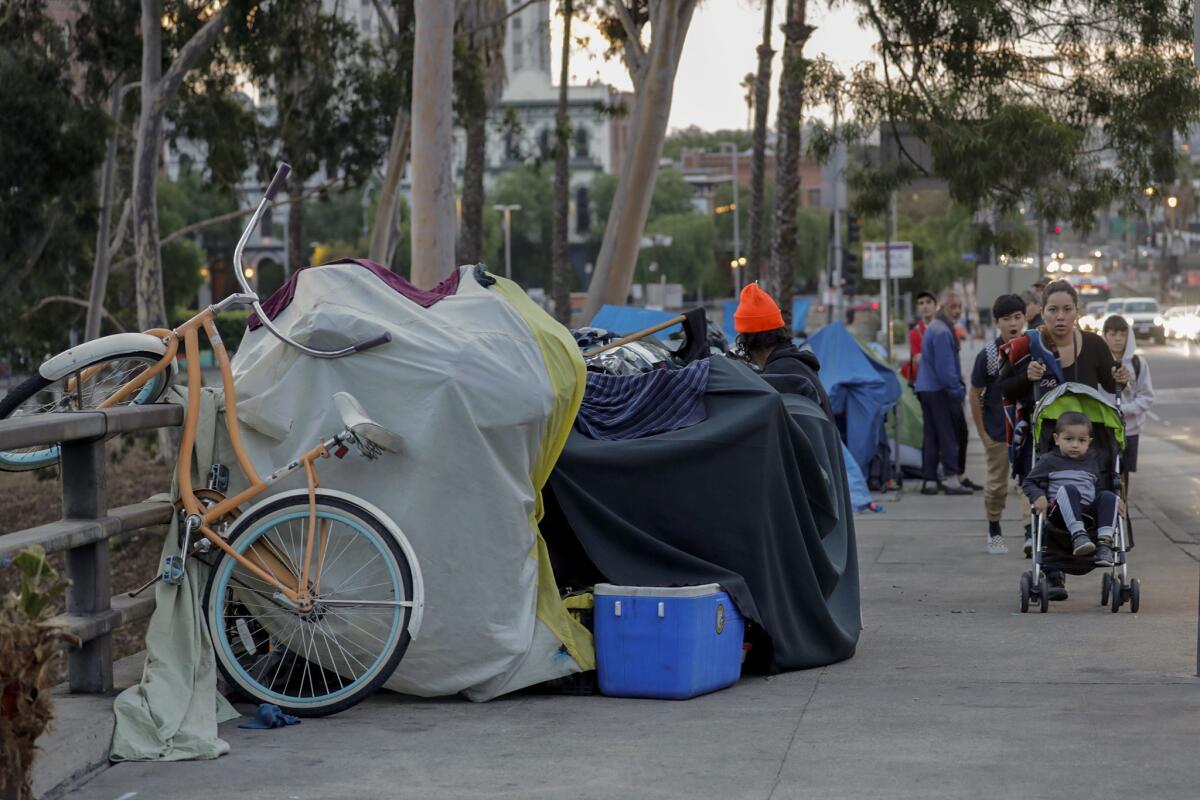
[1119,297,1165,344]
[1080,302,1107,332]
[1165,305,1200,342]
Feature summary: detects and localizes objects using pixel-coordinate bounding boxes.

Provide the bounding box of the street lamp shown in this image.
[492,204,521,280]
[1167,195,1179,209]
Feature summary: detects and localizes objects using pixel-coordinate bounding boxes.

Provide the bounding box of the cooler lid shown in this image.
[593,583,723,598]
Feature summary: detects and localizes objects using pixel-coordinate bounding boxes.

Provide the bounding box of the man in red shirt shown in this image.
[901,290,937,384]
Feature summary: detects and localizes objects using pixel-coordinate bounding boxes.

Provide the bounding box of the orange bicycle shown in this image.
[0,165,424,715]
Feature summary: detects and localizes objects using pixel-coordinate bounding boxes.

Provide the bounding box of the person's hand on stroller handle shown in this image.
[1033,495,1050,515]
[1028,359,1047,381]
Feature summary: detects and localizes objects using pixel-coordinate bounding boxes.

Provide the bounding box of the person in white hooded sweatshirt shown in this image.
[1099,314,1154,499]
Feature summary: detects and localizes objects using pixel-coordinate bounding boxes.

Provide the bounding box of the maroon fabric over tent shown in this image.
[247,259,462,330]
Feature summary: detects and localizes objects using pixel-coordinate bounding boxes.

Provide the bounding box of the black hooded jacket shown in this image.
[757,345,834,419]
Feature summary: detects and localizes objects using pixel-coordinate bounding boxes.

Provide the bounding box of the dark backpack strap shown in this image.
[1131,354,1141,382]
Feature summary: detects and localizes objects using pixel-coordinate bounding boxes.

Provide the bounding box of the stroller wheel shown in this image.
[1110,576,1123,613]
[1019,573,1031,613]
[1037,571,1050,613]
[1129,578,1140,613]
[1101,573,1112,607]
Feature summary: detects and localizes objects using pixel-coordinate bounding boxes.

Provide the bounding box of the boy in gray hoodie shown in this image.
[1022,411,1123,567]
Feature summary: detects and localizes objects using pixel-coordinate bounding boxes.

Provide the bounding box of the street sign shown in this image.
[863,242,914,279]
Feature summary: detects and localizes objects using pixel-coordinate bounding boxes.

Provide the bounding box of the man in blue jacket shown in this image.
[915,289,972,495]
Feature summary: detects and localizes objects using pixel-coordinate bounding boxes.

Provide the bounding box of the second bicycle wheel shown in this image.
[0,351,171,471]
[203,492,417,717]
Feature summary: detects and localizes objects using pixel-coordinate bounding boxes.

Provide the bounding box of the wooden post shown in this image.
[60,434,112,693]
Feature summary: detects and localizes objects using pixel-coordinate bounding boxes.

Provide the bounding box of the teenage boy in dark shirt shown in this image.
[970,294,1030,554]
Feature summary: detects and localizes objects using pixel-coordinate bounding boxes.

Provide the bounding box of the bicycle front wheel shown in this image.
[203,492,417,717]
[0,351,171,471]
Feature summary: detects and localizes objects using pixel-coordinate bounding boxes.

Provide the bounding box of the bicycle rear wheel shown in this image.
[203,492,417,717]
[0,351,171,471]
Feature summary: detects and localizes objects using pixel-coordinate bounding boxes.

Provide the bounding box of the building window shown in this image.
[576,187,590,234]
[512,40,523,71]
[538,128,552,159]
[575,127,590,160]
[513,15,522,31]
[806,188,821,206]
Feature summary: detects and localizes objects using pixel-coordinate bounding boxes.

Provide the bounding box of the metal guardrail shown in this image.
[0,404,183,693]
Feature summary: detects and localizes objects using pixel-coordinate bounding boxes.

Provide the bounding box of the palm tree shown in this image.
[746,0,775,285]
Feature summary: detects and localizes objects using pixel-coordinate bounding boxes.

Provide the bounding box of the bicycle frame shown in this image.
[84,164,375,612]
[92,308,333,610]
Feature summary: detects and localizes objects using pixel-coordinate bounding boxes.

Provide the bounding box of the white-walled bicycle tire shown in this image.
[203,491,421,716]
[0,351,171,471]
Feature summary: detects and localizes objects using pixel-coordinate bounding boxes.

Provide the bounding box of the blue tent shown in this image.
[723,297,813,343]
[808,322,901,474]
[590,305,680,336]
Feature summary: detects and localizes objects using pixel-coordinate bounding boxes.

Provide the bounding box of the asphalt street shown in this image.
[1125,339,1200,551]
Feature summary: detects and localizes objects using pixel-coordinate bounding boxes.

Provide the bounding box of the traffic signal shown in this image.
[847,213,861,244]
[1047,217,1061,235]
[842,250,860,294]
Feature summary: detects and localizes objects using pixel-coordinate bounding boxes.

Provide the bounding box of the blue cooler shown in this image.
[593,583,744,700]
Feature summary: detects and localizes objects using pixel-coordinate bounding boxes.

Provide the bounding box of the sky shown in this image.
[554,1,880,132]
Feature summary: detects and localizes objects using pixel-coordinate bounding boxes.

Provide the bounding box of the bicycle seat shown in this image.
[332,392,401,453]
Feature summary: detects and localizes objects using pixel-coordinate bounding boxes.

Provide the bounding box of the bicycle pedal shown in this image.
[161,555,186,586]
[208,463,230,492]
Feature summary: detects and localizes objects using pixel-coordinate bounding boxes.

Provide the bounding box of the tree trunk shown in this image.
[460,100,487,265]
[287,180,307,270]
[369,108,411,267]
[551,0,573,323]
[86,80,124,341]
[582,0,699,322]
[133,2,167,332]
[133,0,229,331]
[410,0,457,288]
[769,0,813,327]
[747,0,774,286]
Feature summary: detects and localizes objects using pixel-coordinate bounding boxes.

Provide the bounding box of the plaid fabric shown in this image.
[575,358,709,441]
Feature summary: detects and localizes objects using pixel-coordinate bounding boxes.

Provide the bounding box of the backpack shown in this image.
[1131,354,1142,382]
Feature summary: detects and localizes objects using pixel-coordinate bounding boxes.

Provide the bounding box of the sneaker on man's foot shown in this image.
[920,482,940,495]
[1071,532,1096,557]
[941,482,972,496]
[1023,534,1033,559]
[1093,540,1115,567]
[960,476,984,491]
[986,535,1008,555]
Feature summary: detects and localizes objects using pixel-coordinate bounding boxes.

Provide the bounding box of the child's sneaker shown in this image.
[1071,532,1096,556]
[1093,538,1115,567]
[986,535,1008,555]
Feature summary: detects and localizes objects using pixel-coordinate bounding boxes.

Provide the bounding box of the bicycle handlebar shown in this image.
[226,162,390,359]
[264,164,291,201]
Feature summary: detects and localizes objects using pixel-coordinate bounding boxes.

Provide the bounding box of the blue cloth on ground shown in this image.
[808,323,902,475]
[238,703,301,730]
[841,441,873,512]
[575,358,710,441]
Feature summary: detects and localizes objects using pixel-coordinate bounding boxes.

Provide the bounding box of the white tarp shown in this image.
[225,263,586,700]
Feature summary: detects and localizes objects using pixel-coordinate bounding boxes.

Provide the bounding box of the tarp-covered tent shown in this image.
[222,260,592,700]
[808,322,901,474]
[590,304,680,336]
[543,356,860,673]
[722,297,812,343]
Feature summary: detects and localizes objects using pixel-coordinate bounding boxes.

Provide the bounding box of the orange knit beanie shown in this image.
[733,282,785,333]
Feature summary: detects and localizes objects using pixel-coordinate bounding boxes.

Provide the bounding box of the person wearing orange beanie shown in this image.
[733,282,832,417]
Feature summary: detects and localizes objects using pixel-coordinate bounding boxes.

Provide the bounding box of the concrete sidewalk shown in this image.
[57,438,1200,800]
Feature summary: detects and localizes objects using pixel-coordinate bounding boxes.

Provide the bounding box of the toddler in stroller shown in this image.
[1016,384,1139,613]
